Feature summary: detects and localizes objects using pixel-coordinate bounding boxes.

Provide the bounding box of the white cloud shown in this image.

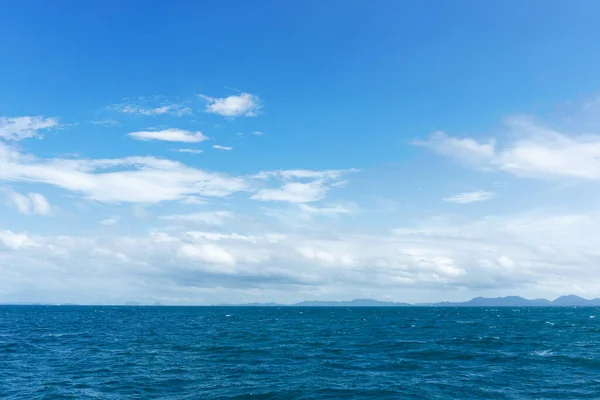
[253,169,357,181]
[6,191,51,216]
[419,117,600,181]
[0,116,60,141]
[298,203,355,214]
[251,169,357,203]
[0,230,36,249]
[0,142,248,203]
[199,93,261,117]
[212,145,232,151]
[443,190,496,204]
[252,181,330,203]
[101,216,120,226]
[173,148,203,154]
[252,131,263,136]
[3,207,600,304]
[90,120,120,127]
[113,103,191,117]
[181,196,206,205]
[177,243,237,267]
[129,129,207,143]
[160,211,232,225]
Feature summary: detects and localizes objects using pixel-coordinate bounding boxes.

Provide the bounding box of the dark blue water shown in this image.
[2,306,600,399]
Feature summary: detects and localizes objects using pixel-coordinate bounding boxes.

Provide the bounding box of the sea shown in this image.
[2,306,600,399]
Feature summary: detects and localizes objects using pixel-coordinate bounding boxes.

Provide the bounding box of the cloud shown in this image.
[253,169,356,181]
[298,203,356,214]
[3,206,600,304]
[173,148,203,154]
[251,169,357,203]
[0,142,248,203]
[101,216,120,226]
[0,230,37,249]
[443,190,496,204]
[0,116,60,141]
[129,129,208,143]
[252,131,263,136]
[199,93,261,117]
[251,181,330,203]
[419,116,600,181]
[7,206,600,304]
[160,211,233,225]
[90,120,120,127]
[111,101,191,117]
[212,145,232,151]
[177,243,237,267]
[6,191,51,215]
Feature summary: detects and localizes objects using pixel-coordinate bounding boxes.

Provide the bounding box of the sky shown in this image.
[2,1,600,304]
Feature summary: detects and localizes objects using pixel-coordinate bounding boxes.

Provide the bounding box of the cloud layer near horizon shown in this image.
[3,94,600,305]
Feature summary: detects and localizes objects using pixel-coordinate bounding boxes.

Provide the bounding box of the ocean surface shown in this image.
[2,306,600,399]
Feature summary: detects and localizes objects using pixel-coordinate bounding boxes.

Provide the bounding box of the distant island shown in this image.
[2,295,600,307]
[218,295,600,307]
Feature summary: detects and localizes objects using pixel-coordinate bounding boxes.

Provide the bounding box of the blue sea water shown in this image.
[2,306,600,399]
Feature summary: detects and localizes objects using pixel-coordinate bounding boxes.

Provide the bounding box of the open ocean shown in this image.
[2,306,600,399]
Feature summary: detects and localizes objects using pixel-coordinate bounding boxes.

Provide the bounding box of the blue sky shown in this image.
[2,1,600,304]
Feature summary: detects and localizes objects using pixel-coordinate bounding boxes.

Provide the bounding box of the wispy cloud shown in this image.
[199,93,261,117]
[6,191,51,215]
[213,145,232,151]
[252,131,263,136]
[101,215,120,226]
[90,119,120,127]
[172,148,203,154]
[129,129,207,143]
[161,211,232,225]
[108,97,191,117]
[0,116,60,141]
[443,190,496,204]
[0,142,248,203]
[251,169,357,203]
[419,116,600,181]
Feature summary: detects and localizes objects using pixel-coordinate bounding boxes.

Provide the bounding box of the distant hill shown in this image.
[221,295,600,307]
[552,295,600,306]
[294,299,412,307]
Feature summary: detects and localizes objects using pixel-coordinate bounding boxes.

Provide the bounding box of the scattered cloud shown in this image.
[172,148,203,154]
[251,169,358,203]
[252,131,263,136]
[6,191,51,215]
[181,196,206,205]
[0,116,60,141]
[199,93,261,117]
[0,142,248,203]
[419,116,600,181]
[128,129,208,143]
[114,104,191,117]
[177,243,237,267]
[251,181,330,203]
[101,215,120,226]
[107,96,191,117]
[213,145,232,151]
[443,190,496,204]
[160,211,233,225]
[3,207,600,304]
[90,119,120,127]
[298,203,356,214]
